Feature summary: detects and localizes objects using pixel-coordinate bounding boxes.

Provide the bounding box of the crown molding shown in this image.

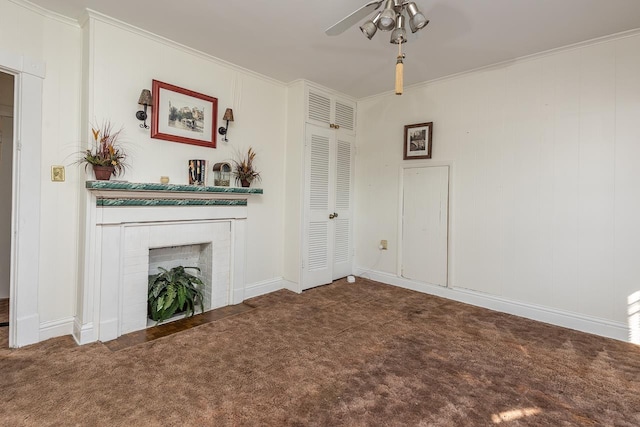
[7,0,80,28]
[80,9,287,90]
[359,27,640,103]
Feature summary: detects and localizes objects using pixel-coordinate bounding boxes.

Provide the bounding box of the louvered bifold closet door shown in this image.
[332,134,354,280]
[334,100,355,134]
[307,90,332,127]
[302,124,335,290]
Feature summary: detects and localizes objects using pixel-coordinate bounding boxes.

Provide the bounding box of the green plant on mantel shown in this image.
[148,266,205,323]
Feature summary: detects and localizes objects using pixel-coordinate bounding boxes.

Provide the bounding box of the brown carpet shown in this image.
[0,278,639,426]
[0,298,8,324]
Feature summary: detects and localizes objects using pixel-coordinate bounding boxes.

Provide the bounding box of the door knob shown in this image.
[329,213,336,219]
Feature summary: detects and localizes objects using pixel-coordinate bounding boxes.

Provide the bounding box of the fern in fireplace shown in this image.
[148,266,205,323]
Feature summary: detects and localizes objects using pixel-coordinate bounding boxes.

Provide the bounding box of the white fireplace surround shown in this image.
[117,221,232,336]
[74,185,253,344]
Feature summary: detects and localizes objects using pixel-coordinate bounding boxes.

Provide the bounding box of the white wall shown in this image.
[0,0,83,324]
[0,72,13,299]
[85,15,287,287]
[355,32,640,333]
[0,1,288,343]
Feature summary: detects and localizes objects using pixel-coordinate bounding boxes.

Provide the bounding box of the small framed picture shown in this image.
[404,122,433,160]
[151,79,218,148]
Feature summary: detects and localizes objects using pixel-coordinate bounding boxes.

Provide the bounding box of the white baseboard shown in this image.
[72,317,96,345]
[39,317,74,342]
[15,313,40,348]
[243,277,286,300]
[355,267,630,343]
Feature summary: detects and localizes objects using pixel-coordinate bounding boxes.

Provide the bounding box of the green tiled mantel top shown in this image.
[97,198,247,207]
[86,181,263,194]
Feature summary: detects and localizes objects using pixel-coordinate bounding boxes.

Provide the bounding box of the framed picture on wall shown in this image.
[151,79,218,148]
[403,122,433,160]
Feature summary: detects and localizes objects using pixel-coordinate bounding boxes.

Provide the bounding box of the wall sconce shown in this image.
[218,108,234,142]
[136,89,153,129]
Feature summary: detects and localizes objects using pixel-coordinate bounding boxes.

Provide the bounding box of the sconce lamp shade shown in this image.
[222,108,234,122]
[136,89,153,129]
[218,108,235,141]
[138,89,152,106]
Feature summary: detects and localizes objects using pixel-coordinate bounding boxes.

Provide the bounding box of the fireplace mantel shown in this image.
[75,180,254,345]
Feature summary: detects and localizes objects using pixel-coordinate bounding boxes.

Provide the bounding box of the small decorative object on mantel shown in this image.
[231,147,261,188]
[77,121,128,180]
[188,159,206,185]
[403,122,433,160]
[212,162,231,186]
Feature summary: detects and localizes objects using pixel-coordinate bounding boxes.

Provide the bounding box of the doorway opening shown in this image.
[0,71,15,341]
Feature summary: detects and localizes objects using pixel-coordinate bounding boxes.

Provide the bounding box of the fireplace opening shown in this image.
[147,243,213,325]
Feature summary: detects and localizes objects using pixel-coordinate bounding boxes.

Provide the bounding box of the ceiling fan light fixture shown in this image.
[406,2,429,33]
[390,14,407,44]
[377,0,397,31]
[360,11,381,39]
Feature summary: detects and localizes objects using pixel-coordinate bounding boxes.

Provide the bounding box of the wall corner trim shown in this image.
[72,317,95,345]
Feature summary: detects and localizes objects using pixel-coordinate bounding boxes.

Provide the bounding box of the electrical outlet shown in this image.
[380,240,388,250]
[51,165,65,182]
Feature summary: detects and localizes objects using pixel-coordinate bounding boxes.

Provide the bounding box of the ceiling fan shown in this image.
[325,0,429,95]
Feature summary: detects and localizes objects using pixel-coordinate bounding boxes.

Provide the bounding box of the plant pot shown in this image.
[93,165,115,180]
[240,179,251,188]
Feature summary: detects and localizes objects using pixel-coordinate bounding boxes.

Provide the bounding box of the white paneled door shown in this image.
[302,124,354,290]
[401,166,449,287]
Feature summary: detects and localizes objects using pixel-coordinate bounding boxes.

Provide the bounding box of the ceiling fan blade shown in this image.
[325,0,385,36]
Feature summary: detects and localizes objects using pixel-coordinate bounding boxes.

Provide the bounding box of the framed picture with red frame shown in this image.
[151,79,218,148]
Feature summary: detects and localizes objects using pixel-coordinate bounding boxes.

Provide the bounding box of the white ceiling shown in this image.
[27,0,640,99]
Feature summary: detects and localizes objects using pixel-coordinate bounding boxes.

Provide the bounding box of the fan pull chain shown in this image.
[395,42,404,95]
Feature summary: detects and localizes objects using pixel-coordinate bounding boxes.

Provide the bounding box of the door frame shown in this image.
[397,161,454,288]
[0,49,45,347]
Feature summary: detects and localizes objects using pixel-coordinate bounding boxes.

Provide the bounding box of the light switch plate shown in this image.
[51,165,65,182]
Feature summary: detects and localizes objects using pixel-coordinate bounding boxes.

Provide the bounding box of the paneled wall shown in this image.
[86,16,287,287]
[0,1,287,340]
[355,32,640,333]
